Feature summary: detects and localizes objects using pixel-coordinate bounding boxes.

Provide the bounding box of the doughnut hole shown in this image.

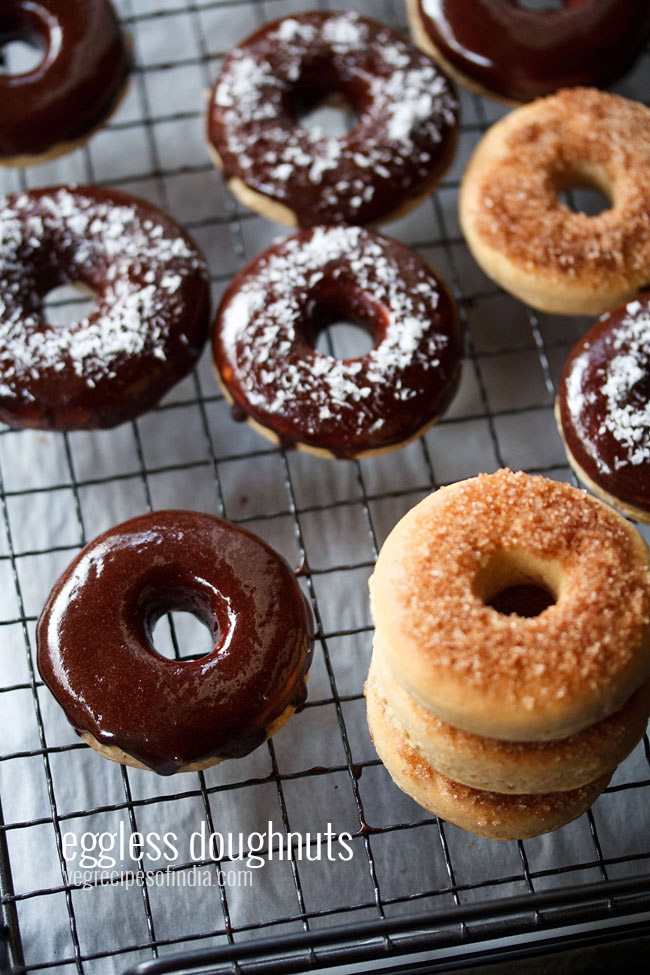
[142,587,221,663]
[553,161,613,217]
[516,1,566,10]
[42,282,98,328]
[474,550,563,619]
[0,6,49,76]
[307,288,384,360]
[285,61,368,137]
[294,90,359,137]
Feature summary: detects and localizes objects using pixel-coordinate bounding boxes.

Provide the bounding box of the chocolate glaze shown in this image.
[0,185,211,430]
[416,0,650,103]
[558,294,650,514]
[37,510,314,775]
[213,226,463,459]
[208,11,458,226]
[0,0,131,159]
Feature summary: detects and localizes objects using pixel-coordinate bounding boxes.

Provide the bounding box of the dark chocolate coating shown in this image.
[37,510,314,775]
[208,10,458,226]
[558,294,650,515]
[0,185,211,430]
[416,0,650,103]
[214,226,463,458]
[0,0,131,159]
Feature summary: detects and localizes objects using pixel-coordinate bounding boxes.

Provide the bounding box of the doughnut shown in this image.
[366,676,611,840]
[0,0,131,166]
[0,185,211,430]
[369,646,650,794]
[407,0,650,105]
[459,89,650,316]
[37,510,314,775]
[206,11,458,227]
[213,226,462,459]
[369,469,650,742]
[557,295,650,523]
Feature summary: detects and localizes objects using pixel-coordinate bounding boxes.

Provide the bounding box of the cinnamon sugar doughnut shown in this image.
[365,677,611,840]
[369,646,650,794]
[207,11,458,227]
[556,295,650,523]
[460,89,650,316]
[369,470,650,742]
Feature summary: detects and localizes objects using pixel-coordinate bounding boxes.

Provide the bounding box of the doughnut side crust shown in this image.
[79,699,299,773]
[370,646,650,794]
[370,470,650,741]
[365,677,611,840]
[460,89,650,316]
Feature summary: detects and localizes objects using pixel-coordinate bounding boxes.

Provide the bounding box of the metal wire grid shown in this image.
[0,0,648,972]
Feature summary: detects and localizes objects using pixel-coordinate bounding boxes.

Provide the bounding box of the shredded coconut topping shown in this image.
[215,226,461,455]
[0,186,206,398]
[563,296,650,488]
[209,11,457,225]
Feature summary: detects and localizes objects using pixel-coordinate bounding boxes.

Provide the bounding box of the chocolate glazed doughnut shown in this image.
[0,0,131,165]
[556,294,650,523]
[0,185,211,430]
[214,226,463,459]
[408,0,650,104]
[207,10,458,226]
[37,511,314,775]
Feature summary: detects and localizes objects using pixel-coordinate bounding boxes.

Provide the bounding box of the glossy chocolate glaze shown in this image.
[208,11,458,226]
[558,295,650,514]
[37,510,314,775]
[0,185,211,430]
[214,226,463,458]
[416,0,650,103]
[0,0,131,159]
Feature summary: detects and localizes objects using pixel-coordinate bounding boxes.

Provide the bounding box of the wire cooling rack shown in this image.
[1,1,650,973]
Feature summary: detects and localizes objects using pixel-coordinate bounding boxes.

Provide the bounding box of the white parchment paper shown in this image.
[1,2,649,973]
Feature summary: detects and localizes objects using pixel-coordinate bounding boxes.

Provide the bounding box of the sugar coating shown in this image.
[372,470,650,704]
[210,11,457,224]
[216,226,460,451]
[367,677,611,835]
[565,299,650,476]
[471,89,650,283]
[0,187,205,391]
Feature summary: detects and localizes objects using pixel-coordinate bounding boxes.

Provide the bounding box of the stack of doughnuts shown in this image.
[366,470,650,839]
